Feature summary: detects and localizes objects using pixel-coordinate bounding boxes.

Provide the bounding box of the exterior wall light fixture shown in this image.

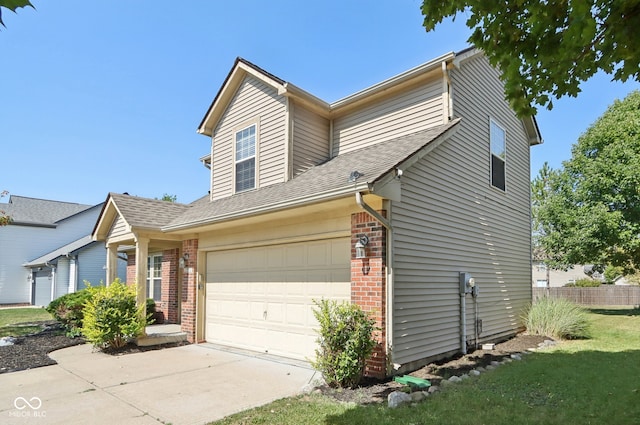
[355,235,369,259]
[179,252,189,269]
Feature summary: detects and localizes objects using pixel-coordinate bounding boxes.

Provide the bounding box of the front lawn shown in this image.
[211,307,640,425]
[0,307,53,337]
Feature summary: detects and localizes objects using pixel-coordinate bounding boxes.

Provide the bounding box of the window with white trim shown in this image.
[490,119,506,191]
[147,254,162,302]
[235,124,256,192]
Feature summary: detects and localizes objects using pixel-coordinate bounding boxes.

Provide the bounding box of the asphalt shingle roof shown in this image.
[105,121,458,233]
[109,193,193,230]
[165,119,460,230]
[2,196,95,226]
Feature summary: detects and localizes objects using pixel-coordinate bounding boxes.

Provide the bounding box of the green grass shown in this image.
[210,307,640,425]
[0,307,53,337]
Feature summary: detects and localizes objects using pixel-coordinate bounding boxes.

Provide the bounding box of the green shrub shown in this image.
[604,265,624,284]
[82,279,147,349]
[311,299,377,388]
[46,287,95,337]
[565,278,601,287]
[523,297,591,339]
[623,272,640,286]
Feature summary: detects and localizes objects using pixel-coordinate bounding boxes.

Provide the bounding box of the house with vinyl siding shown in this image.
[93,47,542,377]
[0,196,126,306]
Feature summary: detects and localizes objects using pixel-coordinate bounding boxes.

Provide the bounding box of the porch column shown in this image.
[69,257,77,293]
[135,236,149,329]
[106,243,119,285]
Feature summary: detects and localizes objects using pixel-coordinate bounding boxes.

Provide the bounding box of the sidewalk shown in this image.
[1,343,317,425]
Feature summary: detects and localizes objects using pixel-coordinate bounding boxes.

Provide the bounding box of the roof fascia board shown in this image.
[9,221,57,228]
[524,116,543,145]
[53,203,101,225]
[92,196,130,241]
[162,183,370,233]
[330,52,455,113]
[198,60,289,136]
[279,83,331,117]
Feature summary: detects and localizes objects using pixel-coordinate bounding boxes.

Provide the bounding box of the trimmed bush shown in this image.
[523,297,590,339]
[565,278,601,287]
[311,299,377,388]
[82,279,147,349]
[46,287,95,337]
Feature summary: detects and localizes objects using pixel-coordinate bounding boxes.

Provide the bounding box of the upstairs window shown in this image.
[235,124,256,192]
[490,119,506,191]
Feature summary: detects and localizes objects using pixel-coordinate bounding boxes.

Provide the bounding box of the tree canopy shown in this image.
[421,1,640,117]
[0,190,11,226]
[157,194,178,203]
[0,0,33,27]
[533,90,640,271]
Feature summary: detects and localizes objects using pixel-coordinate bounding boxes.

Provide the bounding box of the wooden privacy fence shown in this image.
[533,286,640,306]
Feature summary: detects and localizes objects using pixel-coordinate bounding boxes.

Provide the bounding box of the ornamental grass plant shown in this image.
[522,297,591,339]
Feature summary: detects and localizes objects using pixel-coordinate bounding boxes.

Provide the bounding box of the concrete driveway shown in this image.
[0,343,317,425]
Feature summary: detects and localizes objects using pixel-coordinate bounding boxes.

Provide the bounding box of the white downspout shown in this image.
[356,192,394,371]
[68,255,77,294]
[48,263,56,304]
[441,61,453,122]
[355,192,391,229]
[329,119,334,158]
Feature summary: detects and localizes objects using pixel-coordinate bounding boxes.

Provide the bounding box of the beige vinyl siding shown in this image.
[108,215,128,239]
[211,76,286,200]
[391,54,532,366]
[291,103,330,176]
[332,79,444,156]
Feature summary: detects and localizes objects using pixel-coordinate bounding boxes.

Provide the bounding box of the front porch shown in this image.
[137,323,188,347]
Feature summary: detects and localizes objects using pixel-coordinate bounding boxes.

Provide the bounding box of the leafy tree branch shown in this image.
[0,0,34,27]
[421,1,640,117]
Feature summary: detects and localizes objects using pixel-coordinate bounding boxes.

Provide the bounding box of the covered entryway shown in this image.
[205,237,350,360]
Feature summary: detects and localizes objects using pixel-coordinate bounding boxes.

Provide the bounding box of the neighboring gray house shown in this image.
[0,195,125,306]
[94,48,542,377]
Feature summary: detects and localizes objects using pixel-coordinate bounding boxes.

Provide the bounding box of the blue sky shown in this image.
[2,1,639,206]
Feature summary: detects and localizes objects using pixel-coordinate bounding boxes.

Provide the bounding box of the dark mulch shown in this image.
[0,321,85,374]
[318,333,552,405]
[0,321,190,374]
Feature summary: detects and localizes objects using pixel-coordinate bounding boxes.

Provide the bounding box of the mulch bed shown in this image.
[2,321,551,406]
[0,321,189,374]
[0,321,85,374]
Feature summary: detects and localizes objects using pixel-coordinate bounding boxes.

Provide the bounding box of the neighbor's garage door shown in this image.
[33,269,52,307]
[205,238,350,360]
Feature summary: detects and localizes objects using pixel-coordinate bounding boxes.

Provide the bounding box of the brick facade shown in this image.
[126,250,180,324]
[126,254,136,285]
[351,210,387,378]
[160,248,179,324]
[180,239,199,343]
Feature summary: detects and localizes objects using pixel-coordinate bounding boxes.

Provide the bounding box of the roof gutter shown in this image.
[162,183,371,232]
[355,192,391,230]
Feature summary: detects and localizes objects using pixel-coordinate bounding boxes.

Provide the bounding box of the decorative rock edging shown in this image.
[387,339,557,409]
[0,336,16,347]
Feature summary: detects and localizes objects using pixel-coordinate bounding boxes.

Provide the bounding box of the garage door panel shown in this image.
[206,238,350,360]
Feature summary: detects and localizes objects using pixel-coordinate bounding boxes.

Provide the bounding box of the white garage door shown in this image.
[205,237,350,360]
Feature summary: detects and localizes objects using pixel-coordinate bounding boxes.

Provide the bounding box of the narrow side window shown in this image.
[490,119,506,191]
